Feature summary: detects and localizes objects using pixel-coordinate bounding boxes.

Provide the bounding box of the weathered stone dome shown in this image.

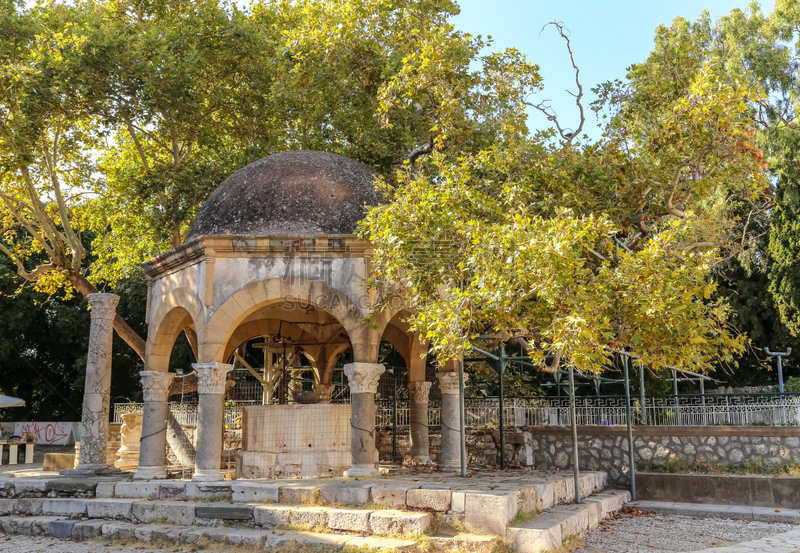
[185,150,380,241]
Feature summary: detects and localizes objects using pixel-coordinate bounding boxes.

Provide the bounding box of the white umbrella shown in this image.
[0,394,24,408]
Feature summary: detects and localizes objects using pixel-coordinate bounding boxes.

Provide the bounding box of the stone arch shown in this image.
[222,320,317,363]
[379,308,428,382]
[371,295,410,338]
[201,278,371,363]
[146,287,205,373]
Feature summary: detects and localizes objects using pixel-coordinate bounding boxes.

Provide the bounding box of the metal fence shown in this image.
[114,392,800,432]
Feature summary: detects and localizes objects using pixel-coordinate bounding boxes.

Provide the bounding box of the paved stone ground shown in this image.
[0,534,191,553]
[575,510,799,553]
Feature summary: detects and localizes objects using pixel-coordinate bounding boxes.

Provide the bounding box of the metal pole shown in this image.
[555,370,562,425]
[568,366,581,504]
[498,346,506,470]
[639,361,646,426]
[392,368,397,463]
[700,377,706,426]
[672,369,680,426]
[623,355,637,501]
[459,355,467,478]
[764,348,791,398]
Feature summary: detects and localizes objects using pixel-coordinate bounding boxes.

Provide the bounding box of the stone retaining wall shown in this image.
[525,426,800,485]
[377,429,535,467]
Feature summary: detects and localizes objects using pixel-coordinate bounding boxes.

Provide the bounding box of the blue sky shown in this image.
[453,0,776,139]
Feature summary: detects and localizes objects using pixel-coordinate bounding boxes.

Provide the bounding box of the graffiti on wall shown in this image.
[13,422,77,445]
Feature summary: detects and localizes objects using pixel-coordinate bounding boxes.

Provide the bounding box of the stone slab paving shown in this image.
[575,505,799,553]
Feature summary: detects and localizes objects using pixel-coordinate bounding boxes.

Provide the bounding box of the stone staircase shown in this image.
[0,471,630,551]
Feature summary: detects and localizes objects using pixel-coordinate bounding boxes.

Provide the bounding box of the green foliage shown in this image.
[0,250,145,419]
[361,8,768,374]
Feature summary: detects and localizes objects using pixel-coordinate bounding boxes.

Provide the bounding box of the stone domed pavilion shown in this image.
[133,150,463,481]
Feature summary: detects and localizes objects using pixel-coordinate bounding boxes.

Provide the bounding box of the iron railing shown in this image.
[113,392,800,432]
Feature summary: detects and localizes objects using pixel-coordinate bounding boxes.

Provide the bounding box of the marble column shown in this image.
[437,371,466,472]
[192,362,232,482]
[133,371,175,480]
[62,293,120,476]
[408,381,433,465]
[344,362,385,477]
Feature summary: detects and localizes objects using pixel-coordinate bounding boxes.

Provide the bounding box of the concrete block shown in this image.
[253,505,293,528]
[47,479,97,495]
[406,489,451,512]
[186,481,232,500]
[198,527,231,543]
[13,480,48,496]
[134,524,182,543]
[13,498,44,515]
[87,498,135,520]
[518,487,540,512]
[101,521,137,540]
[95,481,116,498]
[179,527,211,544]
[451,492,466,513]
[147,524,184,543]
[289,506,330,527]
[508,521,562,553]
[264,530,350,548]
[2,515,60,535]
[328,508,373,532]
[48,519,78,538]
[221,528,266,547]
[343,536,418,550]
[464,492,517,537]
[159,481,187,500]
[278,484,318,504]
[536,482,555,510]
[231,483,279,503]
[369,510,432,535]
[319,482,371,505]
[0,499,14,515]
[42,498,88,516]
[115,481,161,499]
[42,453,75,472]
[195,502,253,520]
[71,519,107,539]
[0,479,14,497]
[370,484,411,508]
[131,500,195,525]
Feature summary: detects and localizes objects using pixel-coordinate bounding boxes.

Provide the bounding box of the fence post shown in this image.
[639,361,646,426]
[568,365,580,504]
[623,354,637,501]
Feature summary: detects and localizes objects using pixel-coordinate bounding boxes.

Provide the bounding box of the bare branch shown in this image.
[524,21,585,143]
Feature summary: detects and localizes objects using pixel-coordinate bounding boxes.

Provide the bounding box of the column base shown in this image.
[132,465,167,480]
[410,456,434,466]
[61,464,121,476]
[192,468,225,482]
[344,464,381,477]
[438,460,461,472]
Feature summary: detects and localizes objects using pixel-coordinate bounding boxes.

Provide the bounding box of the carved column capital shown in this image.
[344,363,385,394]
[140,371,175,403]
[436,371,466,395]
[192,362,233,395]
[408,381,432,404]
[87,293,120,321]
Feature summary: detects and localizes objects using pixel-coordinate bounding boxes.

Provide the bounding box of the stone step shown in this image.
[1,496,433,537]
[507,490,631,553]
[0,516,419,550]
[255,504,432,535]
[429,533,499,552]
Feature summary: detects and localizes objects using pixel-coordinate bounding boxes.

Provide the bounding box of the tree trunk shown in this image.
[67,271,146,361]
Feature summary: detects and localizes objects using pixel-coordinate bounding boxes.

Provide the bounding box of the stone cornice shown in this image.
[142,235,373,280]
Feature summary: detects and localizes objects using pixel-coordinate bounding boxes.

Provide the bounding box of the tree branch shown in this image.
[525,21,585,142]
